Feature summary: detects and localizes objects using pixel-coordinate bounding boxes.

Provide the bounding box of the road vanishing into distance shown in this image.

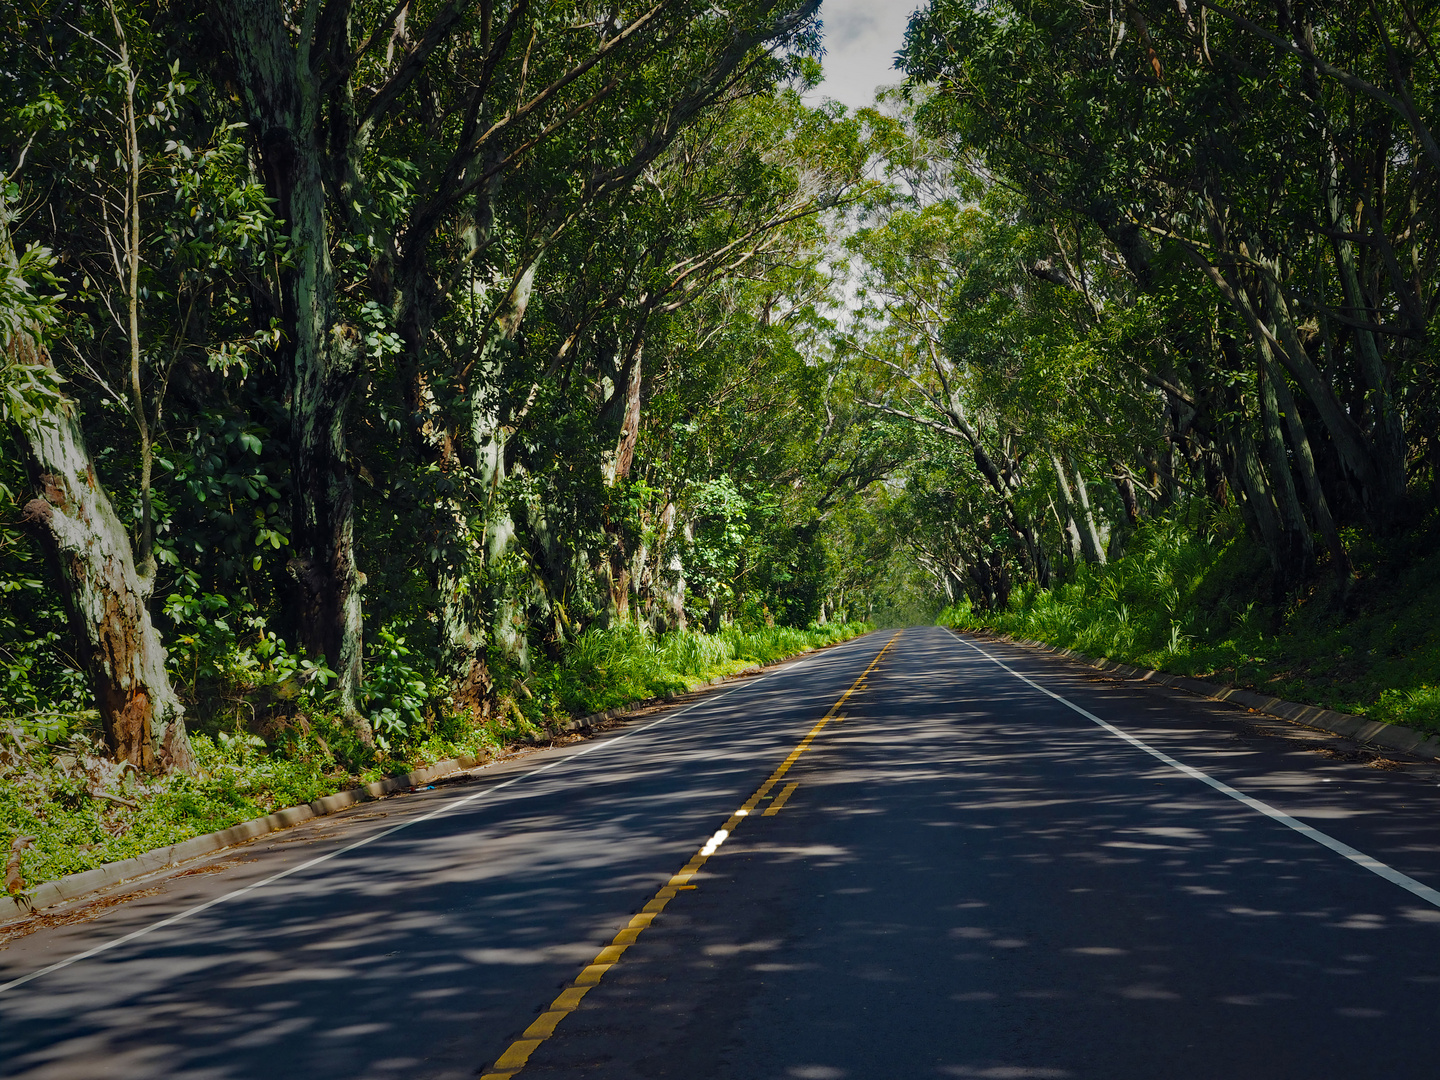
[4,626,1440,1079]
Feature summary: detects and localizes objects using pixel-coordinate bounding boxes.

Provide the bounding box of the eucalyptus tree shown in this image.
[206,0,825,727]
[453,89,875,650]
[0,0,281,770]
[894,440,1023,611]
[899,0,1440,590]
[1,181,196,771]
[844,182,1134,587]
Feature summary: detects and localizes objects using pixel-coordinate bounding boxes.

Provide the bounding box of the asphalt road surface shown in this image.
[4,625,1440,1079]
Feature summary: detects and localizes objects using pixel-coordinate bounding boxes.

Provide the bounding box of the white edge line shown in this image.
[948,630,1440,910]
[0,634,879,996]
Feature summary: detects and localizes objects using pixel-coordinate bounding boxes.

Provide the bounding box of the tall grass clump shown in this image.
[659,629,736,675]
[723,621,870,663]
[555,622,686,714]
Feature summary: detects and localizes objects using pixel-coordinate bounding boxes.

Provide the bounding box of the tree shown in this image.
[1,185,192,771]
[897,0,1440,590]
[204,0,826,729]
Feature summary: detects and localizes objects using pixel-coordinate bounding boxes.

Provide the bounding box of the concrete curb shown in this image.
[960,628,1440,760]
[0,636,856,927]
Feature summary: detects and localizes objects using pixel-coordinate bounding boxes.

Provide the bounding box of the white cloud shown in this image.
[806,0,921,111]
[827,9,881,49]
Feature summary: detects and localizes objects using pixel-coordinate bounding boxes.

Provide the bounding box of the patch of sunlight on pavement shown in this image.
[461,945,594,965]
[938,1069,1074,1078]
[1118,982,1182,1000]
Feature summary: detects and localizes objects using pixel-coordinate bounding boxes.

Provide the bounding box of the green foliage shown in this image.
[548,619,872,716]
[161,590,337,727]
[5,0,1434,917]
[0,224,67,437]
[361,626,448,750]
[553,623,691,715]
[944,516,1440,732]
[0,523,92,721]
[0,617,867,892]
[0,720,346,889]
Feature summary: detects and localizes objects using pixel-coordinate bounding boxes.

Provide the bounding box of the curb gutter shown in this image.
[0,640,841,926]
[962,629,1440,761]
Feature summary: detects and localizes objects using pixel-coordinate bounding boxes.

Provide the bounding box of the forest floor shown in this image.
[940,513,1440,735]
[0,621,871,894]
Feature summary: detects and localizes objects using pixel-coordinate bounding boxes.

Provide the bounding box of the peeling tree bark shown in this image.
[2,200,191,772]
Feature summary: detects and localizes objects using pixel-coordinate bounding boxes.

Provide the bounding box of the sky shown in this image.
[805,0,920,111]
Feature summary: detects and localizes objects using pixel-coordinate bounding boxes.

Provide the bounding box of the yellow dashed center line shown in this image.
[762,780,801,816]
[479,631,899,1080]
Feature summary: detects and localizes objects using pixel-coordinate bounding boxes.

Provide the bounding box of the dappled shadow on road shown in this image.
[0,637,886,1080]
[525,626,1440,1080]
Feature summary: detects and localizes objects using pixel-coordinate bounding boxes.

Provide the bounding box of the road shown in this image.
[3,626,1440,1079]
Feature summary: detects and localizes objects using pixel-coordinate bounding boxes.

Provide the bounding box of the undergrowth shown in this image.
[543,621,872,716]
[939,512,1440,732]
[1,619,869,891]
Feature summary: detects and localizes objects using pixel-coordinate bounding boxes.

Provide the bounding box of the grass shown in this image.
[549,621,872,715]
[939,511,1440,733]
[1,619,870,894]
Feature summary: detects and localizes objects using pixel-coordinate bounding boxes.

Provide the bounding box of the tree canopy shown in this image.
[2,0,1438,773]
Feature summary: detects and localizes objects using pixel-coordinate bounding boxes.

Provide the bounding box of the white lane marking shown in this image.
[948,631,1440,910]
[0,635,881,996]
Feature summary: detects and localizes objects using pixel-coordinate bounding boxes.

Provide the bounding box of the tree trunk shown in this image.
[2,200,191,772]
[1189,211,1391,518]
[600,334,645,624]
[1318,152,1410,523]
[652,504,686,631]
[437,258,540,690]
[1050,455,1084,563]
[609,342,643,485]
[1261,267,1407,525]
[1016,520,1053,589]
[1111,461,1141,526]
[1227,411,1291,595]
[1257,342,1313,584]
[215,0,369,737]
[938,391,1051,587]
[1264,354,1352,577]
[1070,458,1106,565]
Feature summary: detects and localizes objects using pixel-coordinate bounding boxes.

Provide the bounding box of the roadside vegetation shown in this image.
[0,0,899,896]
[941,514,1440,732]
[5,0,1440,900]
[1,620,868,889]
